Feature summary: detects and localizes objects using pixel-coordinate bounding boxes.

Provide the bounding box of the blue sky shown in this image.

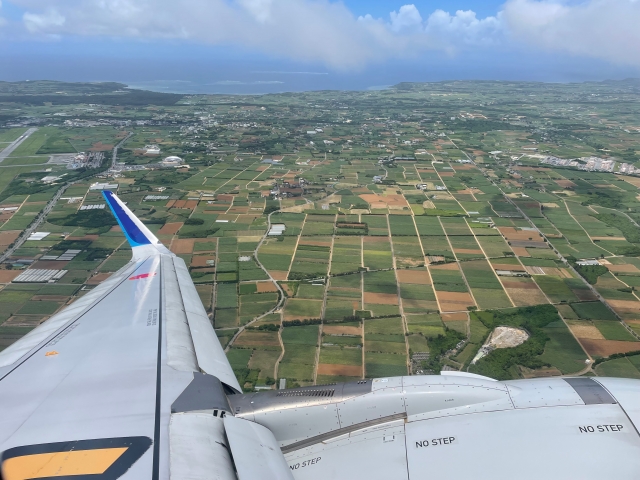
[0,1,639,93]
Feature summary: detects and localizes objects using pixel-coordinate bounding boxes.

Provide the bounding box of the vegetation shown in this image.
[469,305,561,380]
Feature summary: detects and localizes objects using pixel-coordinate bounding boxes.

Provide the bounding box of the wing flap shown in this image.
[224,415,294,480]
[162,255,199,373]
[170,413,237,480]
[172,256,241,392]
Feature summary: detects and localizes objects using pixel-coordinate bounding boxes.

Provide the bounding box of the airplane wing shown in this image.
[0,191,292,480]
[2,191,640,480]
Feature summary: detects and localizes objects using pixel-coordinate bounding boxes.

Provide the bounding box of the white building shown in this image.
[90,182,119,191]
[162,156,184,166]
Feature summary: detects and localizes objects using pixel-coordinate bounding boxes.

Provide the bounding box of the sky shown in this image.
[1,0,639,93]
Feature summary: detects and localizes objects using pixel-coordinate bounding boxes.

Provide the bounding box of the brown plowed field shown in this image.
[257,282,278,293]
[159,222,183,235]
[235,331,280,347]
[171,239,195,254]
[607,300,640,316]
[542,267,572,278]
[191,256,214,267]
[498,227,543,241]
[363,292,398,305]
[396,269,431,284]
[580,339,640,357]
[32,260,69,270]
[0,270,21,283]
[606,264,640,273]
[0,230,20,247]
[506,288,548,306]
[269,271,289,281]
[359,194,408,207]
[323,325,361,335]
[511,247,530,257]
[570,324,605,340]
[86,273,113,285]
[437,291,474,312]
[317,364,362,376]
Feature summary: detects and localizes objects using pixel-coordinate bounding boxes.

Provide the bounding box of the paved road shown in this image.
[0,182,74,263]
[112,133,134,169]
[0,128,39,164]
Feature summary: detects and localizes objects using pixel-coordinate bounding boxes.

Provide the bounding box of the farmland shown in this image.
[2,79,640,389]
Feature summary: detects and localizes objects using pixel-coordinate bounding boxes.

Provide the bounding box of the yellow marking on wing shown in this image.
[45,351,58,356]
[2,447,127,479]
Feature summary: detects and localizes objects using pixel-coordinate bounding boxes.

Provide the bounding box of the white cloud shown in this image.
[389,4,423,33]
[8,0,640,71]
[23,8,66,33]
[425,10,504,48]
[237,0,273,24]
[502,0,640,67]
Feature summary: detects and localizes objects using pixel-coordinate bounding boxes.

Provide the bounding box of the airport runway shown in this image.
[0,127,39,164]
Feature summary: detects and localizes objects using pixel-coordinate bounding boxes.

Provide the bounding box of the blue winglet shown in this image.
[103,190,152,247]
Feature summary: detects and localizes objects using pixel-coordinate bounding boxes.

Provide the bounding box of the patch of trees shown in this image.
[581,190,624,209]
[593,213,640,243]
[287,272,326,281]
[49,209,117,229]
[469,305,561,380]
[247,324,279,332]
[421,329,465,373]
[573,264,608,285]
[282,319,322,327]
[178,227,219,238]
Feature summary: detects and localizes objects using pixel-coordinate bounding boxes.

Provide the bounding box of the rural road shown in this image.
[0,182,74,263]
[224,209,287,356]
[112,132,134,169]
[0,128,39,164]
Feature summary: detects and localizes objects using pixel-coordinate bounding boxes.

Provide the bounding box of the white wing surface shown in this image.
[0,191,247,479]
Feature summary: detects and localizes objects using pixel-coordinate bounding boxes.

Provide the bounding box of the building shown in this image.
[268,224,286,236]
[41,176,62,184]
[161,156,184,166]
[280,187,303,198]
[90,182,119,191]
[577,259,601,266]
[144,145,161,155]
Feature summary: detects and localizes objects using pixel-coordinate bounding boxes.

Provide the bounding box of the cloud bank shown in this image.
[6,0,640,71]
[503,0,640,68]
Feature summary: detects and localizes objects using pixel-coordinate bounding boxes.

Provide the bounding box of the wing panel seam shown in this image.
[0,258,152,383]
